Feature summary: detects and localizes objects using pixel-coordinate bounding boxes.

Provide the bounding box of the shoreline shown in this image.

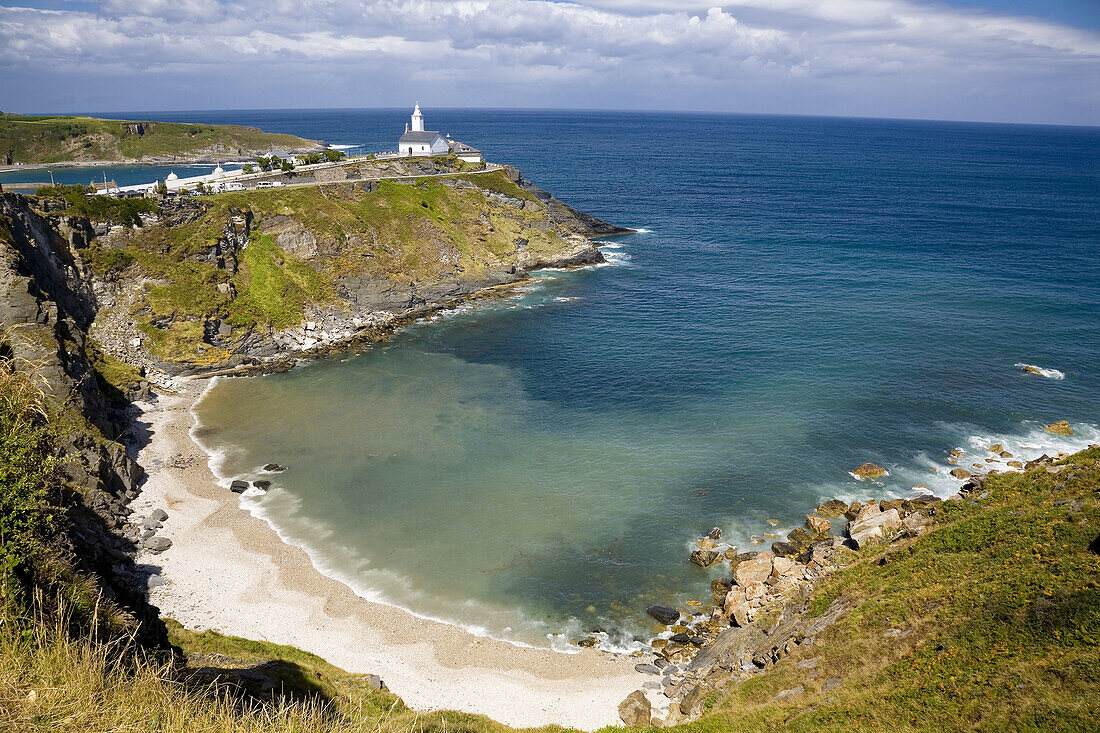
[128,378,647,730]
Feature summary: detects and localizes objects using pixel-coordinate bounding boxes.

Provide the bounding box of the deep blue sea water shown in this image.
[18,110,1099,650]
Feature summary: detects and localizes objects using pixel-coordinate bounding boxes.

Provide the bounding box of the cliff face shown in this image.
[0,192,163,646]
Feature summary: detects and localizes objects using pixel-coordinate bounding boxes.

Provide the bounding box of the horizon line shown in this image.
[3,106,1098,131]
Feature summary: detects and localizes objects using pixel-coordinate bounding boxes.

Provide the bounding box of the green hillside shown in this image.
[0,114,323,165]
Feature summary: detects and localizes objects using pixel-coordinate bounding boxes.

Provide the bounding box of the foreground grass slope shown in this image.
[0,114,321,164]
[670,448,1100,732]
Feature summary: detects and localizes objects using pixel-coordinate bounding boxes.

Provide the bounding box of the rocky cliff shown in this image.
[0,191,164,646]
[63,160,628,377]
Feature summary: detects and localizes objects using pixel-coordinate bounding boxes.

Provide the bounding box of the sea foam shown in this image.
[1014,363,1065,379]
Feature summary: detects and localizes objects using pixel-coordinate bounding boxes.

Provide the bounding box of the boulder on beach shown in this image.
[144,536,172,553]
[852,463,887,480]
[619,690,651,727]
[1045,420,1073,436]
[646,605,680,625]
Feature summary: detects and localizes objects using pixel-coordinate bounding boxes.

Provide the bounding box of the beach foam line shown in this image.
[328,144,360,149]
[1014,362,1065,379]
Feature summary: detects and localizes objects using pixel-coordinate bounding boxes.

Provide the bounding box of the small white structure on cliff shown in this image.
[398,103,449,156]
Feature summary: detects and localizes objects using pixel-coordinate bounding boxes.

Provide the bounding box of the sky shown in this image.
[0,0,1098,125]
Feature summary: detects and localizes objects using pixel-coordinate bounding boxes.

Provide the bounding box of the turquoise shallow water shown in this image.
[159,110,1098,650]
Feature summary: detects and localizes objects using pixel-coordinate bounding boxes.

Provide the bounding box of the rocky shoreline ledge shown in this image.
[621,428,1094,727]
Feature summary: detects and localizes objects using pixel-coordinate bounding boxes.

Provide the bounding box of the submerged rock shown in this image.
[852,463,887,479]
[690,549,721,568]
[1045,420,1073,436]
[646,605,681,625]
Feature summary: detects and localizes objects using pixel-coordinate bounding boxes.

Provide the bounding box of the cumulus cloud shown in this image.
[0,0,1097,123]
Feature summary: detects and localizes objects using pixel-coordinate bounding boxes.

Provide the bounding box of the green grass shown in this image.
[230,233,332,329]
[0,114,321,164]
[85,337,142,400]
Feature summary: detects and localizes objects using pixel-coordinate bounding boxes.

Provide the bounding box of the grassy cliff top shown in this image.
[0,114,323,165]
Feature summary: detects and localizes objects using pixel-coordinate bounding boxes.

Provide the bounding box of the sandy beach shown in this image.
[127,379,651,730]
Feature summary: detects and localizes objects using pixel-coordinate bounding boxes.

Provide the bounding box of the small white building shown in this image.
[450,140,482,163]
[398,103,449,157]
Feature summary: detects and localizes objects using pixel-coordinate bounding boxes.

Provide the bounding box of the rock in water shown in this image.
[815,499,848,517]
[690,549,721,568]
[646,605,680,625]
[707,526,722,540]
[252,480,271,491]
[1045,420,1073,436]
[263,463,287,472]
[989,443,1003,453]
[619,690,652,727]
[229,480,249,493]
[950,468,972,479]
[852,463,887,479]
[1022,365,1043,375]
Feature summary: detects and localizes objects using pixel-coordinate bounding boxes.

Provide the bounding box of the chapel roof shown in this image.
[399,130,444,143]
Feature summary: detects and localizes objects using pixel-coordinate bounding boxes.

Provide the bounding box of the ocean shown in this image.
[17,109,1100,651]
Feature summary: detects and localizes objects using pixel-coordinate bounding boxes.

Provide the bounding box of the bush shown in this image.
[59,190,158,227]
[0,348,54,605]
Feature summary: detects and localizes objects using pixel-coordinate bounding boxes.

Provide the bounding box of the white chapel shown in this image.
[398,103,449,156]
